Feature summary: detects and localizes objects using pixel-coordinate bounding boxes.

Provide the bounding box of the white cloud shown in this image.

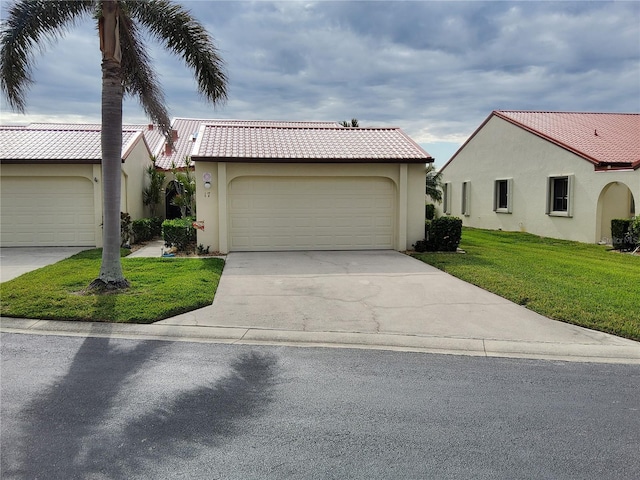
[1,0,638,160]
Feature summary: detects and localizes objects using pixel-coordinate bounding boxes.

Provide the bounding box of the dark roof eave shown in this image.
[594,161,638,171]
[0,159,102,164]
[191,156,433,164]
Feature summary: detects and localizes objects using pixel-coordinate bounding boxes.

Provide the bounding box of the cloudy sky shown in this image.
[1,0,639,165]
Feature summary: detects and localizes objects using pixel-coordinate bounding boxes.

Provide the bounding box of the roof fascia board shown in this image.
[121,130,148,161]
[192,123,208,158]
[191,156,428,164]
[0,158,100,164]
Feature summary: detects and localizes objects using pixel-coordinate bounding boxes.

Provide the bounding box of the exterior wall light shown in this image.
[203,172,212,189]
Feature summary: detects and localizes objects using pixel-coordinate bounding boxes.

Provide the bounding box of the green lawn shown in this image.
[0,249,224,323]
[413,228,640,341]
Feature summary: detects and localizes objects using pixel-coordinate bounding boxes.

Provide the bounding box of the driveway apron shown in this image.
[0,247,88,282]
[160,250,636,347]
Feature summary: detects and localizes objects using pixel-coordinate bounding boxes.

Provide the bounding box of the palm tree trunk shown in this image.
[92,0,129,289]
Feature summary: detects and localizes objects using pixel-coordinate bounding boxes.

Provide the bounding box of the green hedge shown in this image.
[150,217,163,238]
[132,217,164,243]
[630,217,640,247]
[611,218,633,250]
[132,219,153,243]
[162,218,196,251]
[415,217,462,252]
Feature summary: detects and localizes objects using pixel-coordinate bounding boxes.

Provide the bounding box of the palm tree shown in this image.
[340,118,359,127]
[0,0,227,290]
[426,164,443,203]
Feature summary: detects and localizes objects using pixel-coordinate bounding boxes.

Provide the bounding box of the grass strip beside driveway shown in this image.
[0,249,224,323]
[414,228,640,342]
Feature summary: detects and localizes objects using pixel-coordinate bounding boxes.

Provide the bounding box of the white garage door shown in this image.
[229,176,395,251]
[1,177,95,247]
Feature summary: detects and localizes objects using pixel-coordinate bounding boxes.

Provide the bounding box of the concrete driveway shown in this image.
[158,250,638,354]
[0,247,88,282]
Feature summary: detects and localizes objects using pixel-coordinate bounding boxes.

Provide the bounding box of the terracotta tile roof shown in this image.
[494,111,640,169]
[27,122,165,157]
[192,124,433,163]
[0,126,144,163]
[152,118,344,170]
[1,118,432,167]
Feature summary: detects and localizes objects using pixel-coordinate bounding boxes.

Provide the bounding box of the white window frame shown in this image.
[443,182,452,215]
[546,175,574,217]
[461,181,471,216]
[493,178,513,214]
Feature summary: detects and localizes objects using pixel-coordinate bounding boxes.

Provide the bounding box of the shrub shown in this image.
[162,218,196,251]
[150,216,163,238]
[417,217,462,252]
[611,218,633,250]
[425,203,436,220]
[630,216,640,248]
[120,212,133,247]
[132,219,153,243]
[430,217,463,252]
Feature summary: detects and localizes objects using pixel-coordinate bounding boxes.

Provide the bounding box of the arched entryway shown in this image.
[165,180,182,220]
[596,182,635,244]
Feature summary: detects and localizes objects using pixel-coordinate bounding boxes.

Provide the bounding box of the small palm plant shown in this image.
[170,158,196,218]
[426,164,443,204]
[142,157,166,218]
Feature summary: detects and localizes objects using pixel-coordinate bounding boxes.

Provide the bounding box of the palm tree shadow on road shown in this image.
[7,328,279,479]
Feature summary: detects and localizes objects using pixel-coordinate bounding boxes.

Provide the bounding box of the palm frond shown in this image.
[118,13,171,138]
[126,0,227,106]
[0,0,95,112]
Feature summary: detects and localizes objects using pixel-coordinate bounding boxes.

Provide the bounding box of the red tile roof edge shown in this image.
[493,111,640,169]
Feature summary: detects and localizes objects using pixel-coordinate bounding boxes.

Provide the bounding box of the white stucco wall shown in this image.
[194,161,426,253]
[121,138,153,221]
[440,116,639,243]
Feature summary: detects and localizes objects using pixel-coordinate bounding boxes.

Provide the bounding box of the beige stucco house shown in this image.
[1,119,433,252]
[0,125,153,247]
[185,122,433,253]
[439,111,639,244]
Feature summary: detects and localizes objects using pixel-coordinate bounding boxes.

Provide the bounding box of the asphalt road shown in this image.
[1,333,639,480]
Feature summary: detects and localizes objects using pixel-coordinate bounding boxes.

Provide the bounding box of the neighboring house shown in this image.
[0,125,152,247]
[439,111,639,244]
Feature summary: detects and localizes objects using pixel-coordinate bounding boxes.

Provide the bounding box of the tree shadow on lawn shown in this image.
[8,327,279,479]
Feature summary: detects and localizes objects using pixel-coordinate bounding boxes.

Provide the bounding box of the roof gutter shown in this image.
[190,156,432,164]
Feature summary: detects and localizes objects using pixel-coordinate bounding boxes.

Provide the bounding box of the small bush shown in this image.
[425,204,436,220]
[611,218,633,250]
[416,217,462,252]
[132,219,153,243]
[121,212,133,247]
[431,217,463,252]
[150,217,164,238]
[162,218,196,251]
[629,216,640,248]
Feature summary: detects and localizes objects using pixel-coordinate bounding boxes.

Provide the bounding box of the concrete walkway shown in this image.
[2,243,639,363]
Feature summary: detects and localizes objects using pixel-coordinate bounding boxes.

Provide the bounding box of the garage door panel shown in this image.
[229,176,395,251]
[1,177,95,247]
